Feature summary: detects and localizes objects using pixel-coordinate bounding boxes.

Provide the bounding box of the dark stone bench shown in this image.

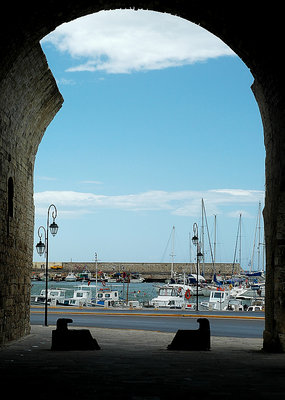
[167,318,211,351]
[51,318,100,351]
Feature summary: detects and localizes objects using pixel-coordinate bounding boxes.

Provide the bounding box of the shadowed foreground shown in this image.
[1,326,284,399]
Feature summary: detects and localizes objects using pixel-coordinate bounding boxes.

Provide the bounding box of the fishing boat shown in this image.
[200,289,232,311]
[65,272,77,282]
[149,283,195,308]
[31,288,67,305]
[129,272,145,283]
[77,269,94,282]
[105,271,145,283]
[63,284,120,308]
[63,285,92,306]
[200,287,252,311]
[149,285,184,308]
[93,287,120,307]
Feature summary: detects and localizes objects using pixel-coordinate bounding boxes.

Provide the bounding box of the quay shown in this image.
[30,305,265,320]
[32,261,242,281]
[1,324,284,399]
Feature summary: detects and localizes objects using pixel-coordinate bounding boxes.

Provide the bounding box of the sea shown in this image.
[30,279,259,309]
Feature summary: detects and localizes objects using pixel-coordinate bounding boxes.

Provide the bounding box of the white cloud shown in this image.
[34,188,264,218]
[41,9,235,74]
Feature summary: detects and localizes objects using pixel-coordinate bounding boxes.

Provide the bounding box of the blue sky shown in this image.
[33,10,265,269]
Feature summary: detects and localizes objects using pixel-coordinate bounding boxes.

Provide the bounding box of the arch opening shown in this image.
[35,9,264,265]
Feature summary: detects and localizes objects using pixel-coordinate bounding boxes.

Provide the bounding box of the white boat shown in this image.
[64,285,92,306]
[129,273,145,283]
[65,272,77,282]
[150,286,184,308]
[228,285,248,297]
[149,284,195,309]
[78,269,93,282]
[31,288,67,305]
[247,305,263,312]
[94,287,120,307]
[200,289,232,311]
[64,285,120,308]
[105,272,145,283]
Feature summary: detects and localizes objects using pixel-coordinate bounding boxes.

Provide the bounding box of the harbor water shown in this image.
[31,280,160,305]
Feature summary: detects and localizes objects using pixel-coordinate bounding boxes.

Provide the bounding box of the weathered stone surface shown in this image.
[33,261,242,281]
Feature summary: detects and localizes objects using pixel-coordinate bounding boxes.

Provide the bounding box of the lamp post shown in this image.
[35,204,58,326]
[192,223,203,311]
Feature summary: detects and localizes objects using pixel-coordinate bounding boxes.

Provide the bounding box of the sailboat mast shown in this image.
[170,226,175,279]
[232,214,241,276]
[201,198,205,276]
[250,205,260,273]
[257,201,261,271]
[214,214,217,265]
[202,199,215,278]
[239,213,242,273]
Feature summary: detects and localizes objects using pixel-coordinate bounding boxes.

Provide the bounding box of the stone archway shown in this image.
[0,2,284,351]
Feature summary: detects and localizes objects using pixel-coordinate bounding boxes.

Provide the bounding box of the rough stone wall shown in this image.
[252,75,285,352]
[66,261,242,277]
[0,44,63,344]
[33,261,242,280]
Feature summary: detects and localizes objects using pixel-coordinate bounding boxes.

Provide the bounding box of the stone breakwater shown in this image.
[32,261,242,281]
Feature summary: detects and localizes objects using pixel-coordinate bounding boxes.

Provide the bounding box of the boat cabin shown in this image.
[31,288,67,305]
[95,288,119,307]
[149,285,185,308]
[200,290,231,311]
[158,287,183,297]
[64,288,91,306]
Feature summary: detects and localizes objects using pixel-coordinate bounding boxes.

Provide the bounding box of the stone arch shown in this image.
[0,2,284,351]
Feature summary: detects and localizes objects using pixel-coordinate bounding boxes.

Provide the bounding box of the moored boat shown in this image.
[65,272,77,282]
[31,288,67,305]
[149,283,196,309]
[63,284,120,308]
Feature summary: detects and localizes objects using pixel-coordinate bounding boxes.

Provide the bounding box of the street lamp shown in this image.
[35,204,58,326]
[192,223,203,311]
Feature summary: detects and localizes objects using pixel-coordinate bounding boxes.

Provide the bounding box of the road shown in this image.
[30,306,265,338]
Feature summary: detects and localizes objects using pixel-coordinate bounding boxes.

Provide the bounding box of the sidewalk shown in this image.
[1,325,285,399]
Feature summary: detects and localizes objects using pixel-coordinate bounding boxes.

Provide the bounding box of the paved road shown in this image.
[30,306,264,338]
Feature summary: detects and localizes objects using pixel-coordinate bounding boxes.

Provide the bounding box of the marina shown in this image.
[30,271,265,312]
[31,201,266,313]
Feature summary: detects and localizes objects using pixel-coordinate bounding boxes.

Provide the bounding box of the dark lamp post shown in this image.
[36,239,45,256]
[192,234,198,246]
[35,204,58,326]
[197,251,203,260]
[192,223,203,311]
[49,221,59,236]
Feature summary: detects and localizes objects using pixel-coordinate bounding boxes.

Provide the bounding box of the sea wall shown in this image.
[32,261,242,281]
